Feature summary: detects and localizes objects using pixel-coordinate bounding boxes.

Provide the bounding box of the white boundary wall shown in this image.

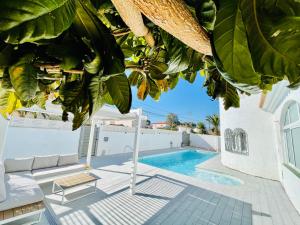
[96,125,182,156]
[1,117,81,159]
[190,134,220,151]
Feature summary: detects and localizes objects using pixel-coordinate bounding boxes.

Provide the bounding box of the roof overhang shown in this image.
[261,80,290,113]
[18,102,140,122]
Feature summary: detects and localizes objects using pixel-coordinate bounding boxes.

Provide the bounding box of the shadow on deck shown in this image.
[41,172,253,225]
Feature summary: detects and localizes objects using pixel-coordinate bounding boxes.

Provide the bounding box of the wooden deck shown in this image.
[40,150,300,225]
[0,201,44,223]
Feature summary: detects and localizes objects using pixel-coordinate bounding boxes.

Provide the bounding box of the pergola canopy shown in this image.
[17,102,143,196]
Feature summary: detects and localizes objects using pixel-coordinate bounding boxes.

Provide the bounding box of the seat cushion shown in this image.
[32,155,59,170]
[32,164,86,181]
[0,172,44,211]
[0,162,6,202]
[4,157,34,173]
[58,154,79,166]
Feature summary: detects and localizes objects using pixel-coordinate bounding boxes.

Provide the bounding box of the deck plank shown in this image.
[2,210,13,220]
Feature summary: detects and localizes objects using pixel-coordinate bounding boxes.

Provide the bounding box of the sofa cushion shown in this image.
[0,172,44,211]
[0,162,6,202]
[32,164,86,181]
[58,154,79,166]
[32,155,59,170]
[4,157,34,173]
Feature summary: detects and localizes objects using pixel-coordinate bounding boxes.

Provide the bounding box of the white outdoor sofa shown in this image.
[0,154,86,224]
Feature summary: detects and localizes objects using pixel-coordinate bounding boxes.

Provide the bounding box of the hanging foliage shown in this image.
[0,0,298,129]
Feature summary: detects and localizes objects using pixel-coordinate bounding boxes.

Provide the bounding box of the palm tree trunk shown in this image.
[112,0,211,55]
[111,0,155,47]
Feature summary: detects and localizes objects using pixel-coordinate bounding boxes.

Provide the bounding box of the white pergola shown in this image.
[18,103,143,195]
[86,105,143,195]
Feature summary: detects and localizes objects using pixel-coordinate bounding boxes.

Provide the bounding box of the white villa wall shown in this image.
[220,94,279,180]
[190,134,220,151]
[0,117,9,159]
[282,166,300,213]
[96,125,182,156]
[272,88,300,213]
[2,118,81,159]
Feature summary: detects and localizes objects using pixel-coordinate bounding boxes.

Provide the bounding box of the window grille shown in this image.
[283,101,300,171]
[224,128,248,155]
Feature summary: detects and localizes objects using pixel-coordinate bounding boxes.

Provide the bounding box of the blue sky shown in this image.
[131,74,219,124]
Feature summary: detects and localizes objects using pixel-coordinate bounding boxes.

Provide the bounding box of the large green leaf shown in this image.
[137,79,149,100]
[73,0,125,76]
[0,43,14,67]
[148,78,160,100]
[180,49,204,83]
[204,68,240,110]
[149,61,168,80]
[160,30,190,74]
[46,34,86,70]
[9,55,38,101]
[167,75,179,90]
[84,53,101,74]
[240,0,300,86]
[59,80,83,107]
[0,89,22,118]
[105,74,131,113]
[213,0,261,93]
[59,79,90,130]
[1,69,13,90]
[195,0,217,30]
[0,0,76,44]
[128,71,141,86]
[88,73,106,115]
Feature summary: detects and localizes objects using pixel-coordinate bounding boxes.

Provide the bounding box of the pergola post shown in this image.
[130,108,142,195]
[86,119,96,167]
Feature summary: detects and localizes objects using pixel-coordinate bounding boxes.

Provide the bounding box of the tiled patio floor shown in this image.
[40,149,300,225]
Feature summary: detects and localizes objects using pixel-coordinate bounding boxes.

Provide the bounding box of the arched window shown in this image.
[282,101,300,171]
[234,128,248,155]
[224,129,233,152]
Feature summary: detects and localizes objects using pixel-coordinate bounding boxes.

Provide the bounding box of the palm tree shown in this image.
[197,122,207,134]
[206,114,220,135]
[166,113,179,130]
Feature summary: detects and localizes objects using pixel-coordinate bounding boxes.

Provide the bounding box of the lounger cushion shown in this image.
[0,172,44,211]
[58,154,79,166]
[4,157,34,173]
[32,164,86,181]
[32,155,59,170]
[0,162,6,202]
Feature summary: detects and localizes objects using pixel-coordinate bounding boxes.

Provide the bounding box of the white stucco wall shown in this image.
[220,94,279,180]
[0,117,9,159]
[282,166,300,214]
[190,134,220,151]
[2,121,81,159]
[271,88,300,213]
[96,125,182,156]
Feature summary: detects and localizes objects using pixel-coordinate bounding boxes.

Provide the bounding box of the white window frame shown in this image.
[282,101,300,172]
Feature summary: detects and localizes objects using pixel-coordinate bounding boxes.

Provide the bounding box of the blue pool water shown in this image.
[139,150,243,186]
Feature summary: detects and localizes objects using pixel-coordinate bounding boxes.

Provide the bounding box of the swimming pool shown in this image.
[139,150,243,186]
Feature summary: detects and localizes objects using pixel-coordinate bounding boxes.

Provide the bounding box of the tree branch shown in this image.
[125,65,144,73]
[34,64,84,75]
[112,29,131,36]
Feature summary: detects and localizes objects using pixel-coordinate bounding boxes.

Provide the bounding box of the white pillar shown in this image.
[86,119,96,167]
[130,108,142,195]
